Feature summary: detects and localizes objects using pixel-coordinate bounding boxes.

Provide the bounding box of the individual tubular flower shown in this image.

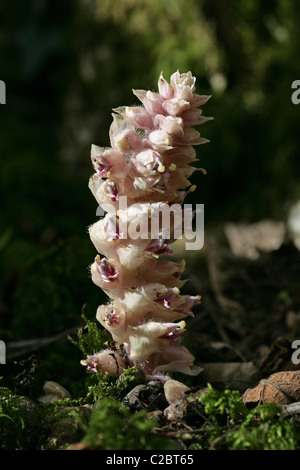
[80,349,126,377]
[83,70,212,392]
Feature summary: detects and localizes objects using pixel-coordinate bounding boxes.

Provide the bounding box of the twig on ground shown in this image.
[6,326,79,359]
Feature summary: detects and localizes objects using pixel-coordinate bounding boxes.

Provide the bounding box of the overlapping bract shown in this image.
[85,71,212,383]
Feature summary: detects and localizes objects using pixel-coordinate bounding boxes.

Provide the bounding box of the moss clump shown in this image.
[38,398,92,450]
[227,403,300,450]
[77,397,175,450]
[189,384,300,450]
[68,310,110,358]
[200,384,248,424]
[0,384,25,450]
[83,371,118,403]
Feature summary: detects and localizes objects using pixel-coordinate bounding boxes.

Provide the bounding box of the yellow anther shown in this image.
[189,185,197,192]
[158,165,165,173]
[169,163,177,171]
[179,259,186,269]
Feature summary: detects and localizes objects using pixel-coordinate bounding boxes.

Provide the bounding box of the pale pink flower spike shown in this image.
[84,71,212,399]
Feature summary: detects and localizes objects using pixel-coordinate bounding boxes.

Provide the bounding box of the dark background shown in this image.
[0,0,299,393]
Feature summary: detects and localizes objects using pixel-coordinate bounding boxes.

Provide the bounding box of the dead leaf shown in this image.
[242,371,300,405]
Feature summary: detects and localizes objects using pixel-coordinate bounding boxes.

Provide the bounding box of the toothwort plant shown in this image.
[82,71,212,399]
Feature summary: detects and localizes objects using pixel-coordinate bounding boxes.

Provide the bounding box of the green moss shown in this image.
[68,309,110,358]
[40,397,82,420]
[84,371,118,403]
[200,384,248,424]
[2,375,300,450]
[227,403,300,450]
[0,384,25,450]
[77,397,175,450]
[191,384,300,450]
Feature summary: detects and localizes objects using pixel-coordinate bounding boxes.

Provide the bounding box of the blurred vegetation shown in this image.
[0,0,299,393]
